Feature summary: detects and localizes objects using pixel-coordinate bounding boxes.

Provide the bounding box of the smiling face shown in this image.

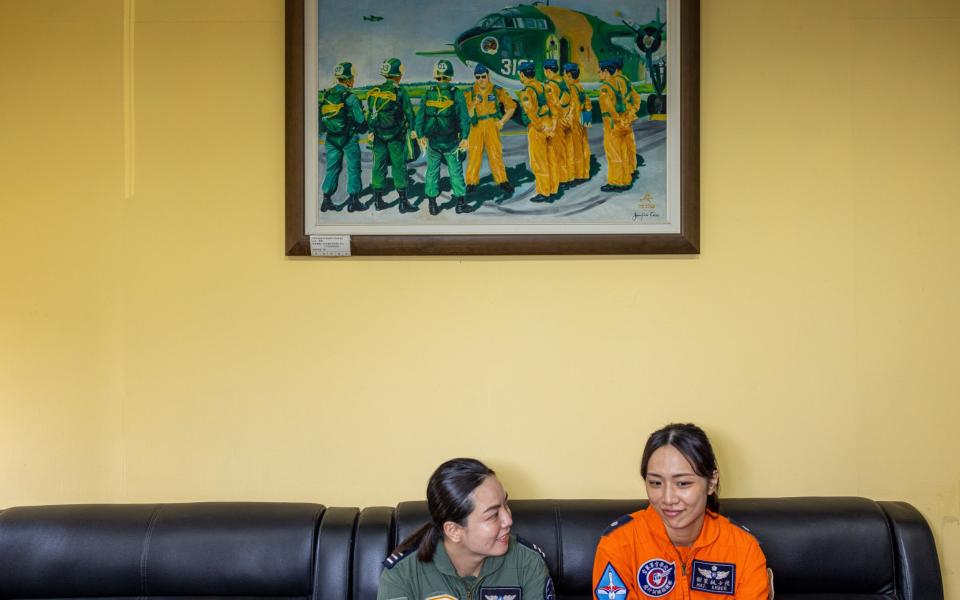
[446,475,513,560]
[644,445,718,546]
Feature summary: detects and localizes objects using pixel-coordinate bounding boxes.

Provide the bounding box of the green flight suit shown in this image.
[415,82,471,199]
[320,83,367,196]
[367,79,416,192]
[377,536,553,600]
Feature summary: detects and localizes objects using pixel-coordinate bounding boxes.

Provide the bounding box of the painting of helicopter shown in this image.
[304,0,685,239]
[416,2,666,88]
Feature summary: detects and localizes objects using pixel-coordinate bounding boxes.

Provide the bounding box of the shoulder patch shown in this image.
[601,514,633,536]
[595,563,628,600]
[382,547,415,569]
[515,536,547,560]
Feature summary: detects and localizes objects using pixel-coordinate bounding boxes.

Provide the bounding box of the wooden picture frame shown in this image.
[286,0,699,255]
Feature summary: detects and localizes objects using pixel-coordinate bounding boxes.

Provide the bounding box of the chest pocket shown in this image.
[471,88,503,124]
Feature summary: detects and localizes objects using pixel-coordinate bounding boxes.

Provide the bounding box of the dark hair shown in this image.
[640,423,720,513]
[393,458,495,562]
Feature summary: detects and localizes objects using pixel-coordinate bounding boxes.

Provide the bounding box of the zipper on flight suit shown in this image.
[466,576,486,600]
[671,545,698,599]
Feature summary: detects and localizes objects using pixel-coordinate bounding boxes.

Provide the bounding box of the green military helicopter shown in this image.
[417,2,665,88]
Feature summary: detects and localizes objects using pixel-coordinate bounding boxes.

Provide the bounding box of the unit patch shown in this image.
[544,577,556,600]
[636,559,675,597]
[426,595,457,600]
[690,560,735,595]
[481,586,520,600]
[594,563,628,600]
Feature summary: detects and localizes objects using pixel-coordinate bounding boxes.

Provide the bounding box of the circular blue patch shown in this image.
[636,559,675,597]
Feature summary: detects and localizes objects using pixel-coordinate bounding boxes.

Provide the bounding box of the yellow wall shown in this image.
[2,0,958,595]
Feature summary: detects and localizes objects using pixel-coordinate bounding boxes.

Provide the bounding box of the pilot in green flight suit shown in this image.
[367,57,417,213]
[377,459,554,600]
[319,62,367,212]
[379,536,553,600]
[416,59,472,215]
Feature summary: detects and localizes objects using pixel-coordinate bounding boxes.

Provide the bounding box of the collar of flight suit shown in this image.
[433,534,509,578]
[640,505,722,553]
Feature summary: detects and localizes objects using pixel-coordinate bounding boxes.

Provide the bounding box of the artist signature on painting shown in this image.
[633,193,659,221]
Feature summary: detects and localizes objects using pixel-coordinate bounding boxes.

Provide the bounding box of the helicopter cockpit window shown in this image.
[517,17,546,30]
[478,15,505,29]
[610,35,640,55]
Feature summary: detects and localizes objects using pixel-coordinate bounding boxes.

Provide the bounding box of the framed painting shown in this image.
[286,0,699,255]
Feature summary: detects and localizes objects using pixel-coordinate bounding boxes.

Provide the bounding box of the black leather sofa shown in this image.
[0,498,943,600]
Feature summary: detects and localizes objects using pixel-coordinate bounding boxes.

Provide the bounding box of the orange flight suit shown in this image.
[518,80,559,197]
[592,507,770,599]
[464,83,516,186]
[544,75,573,185]
[567,79,592,180]
[598,81,631,186]
[614,72,640,175]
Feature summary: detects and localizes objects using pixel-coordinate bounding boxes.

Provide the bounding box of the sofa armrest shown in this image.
[878,501,943,600]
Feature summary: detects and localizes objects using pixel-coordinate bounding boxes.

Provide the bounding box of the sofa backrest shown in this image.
[0,498,943,600]
[0,502,324,600]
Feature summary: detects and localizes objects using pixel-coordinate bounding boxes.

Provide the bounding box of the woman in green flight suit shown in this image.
[378,459,554,600]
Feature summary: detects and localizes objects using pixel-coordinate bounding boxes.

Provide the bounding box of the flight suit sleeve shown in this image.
[455,88,471,139]
[520,88,545,130]
[377,565,414,600]
[598,86,616,128]
[543,80,560,114]
[518,548,553,600]
[347,93,367,135]
[735,538,770,600]
[401,88,416,135]
[414,92,425,139]
[591,532,634,600]
[498,86,517,113]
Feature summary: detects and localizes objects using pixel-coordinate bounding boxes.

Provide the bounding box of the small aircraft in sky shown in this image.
[363,15,384,22]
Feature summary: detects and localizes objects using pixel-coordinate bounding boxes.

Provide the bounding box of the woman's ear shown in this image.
[442,521,462,543]
[708,470,719,495]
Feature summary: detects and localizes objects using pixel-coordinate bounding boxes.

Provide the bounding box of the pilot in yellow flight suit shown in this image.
[613,58,641,180]
[543,59,573,189]
[517,60,558,202]
[563,62,592,183]
[598,59,631,192]
[463,64,516,197]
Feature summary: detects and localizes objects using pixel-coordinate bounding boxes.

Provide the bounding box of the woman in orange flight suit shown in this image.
[592,423,771,599]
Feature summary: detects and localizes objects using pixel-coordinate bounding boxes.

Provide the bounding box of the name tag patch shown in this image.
[690,560,735,595]
[637,559,675,597]
[480,587,520,600]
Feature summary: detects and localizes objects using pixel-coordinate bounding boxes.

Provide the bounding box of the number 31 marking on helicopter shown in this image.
[500,58,522,75]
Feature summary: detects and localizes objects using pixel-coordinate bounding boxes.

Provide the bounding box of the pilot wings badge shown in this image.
[480,586,521,600]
